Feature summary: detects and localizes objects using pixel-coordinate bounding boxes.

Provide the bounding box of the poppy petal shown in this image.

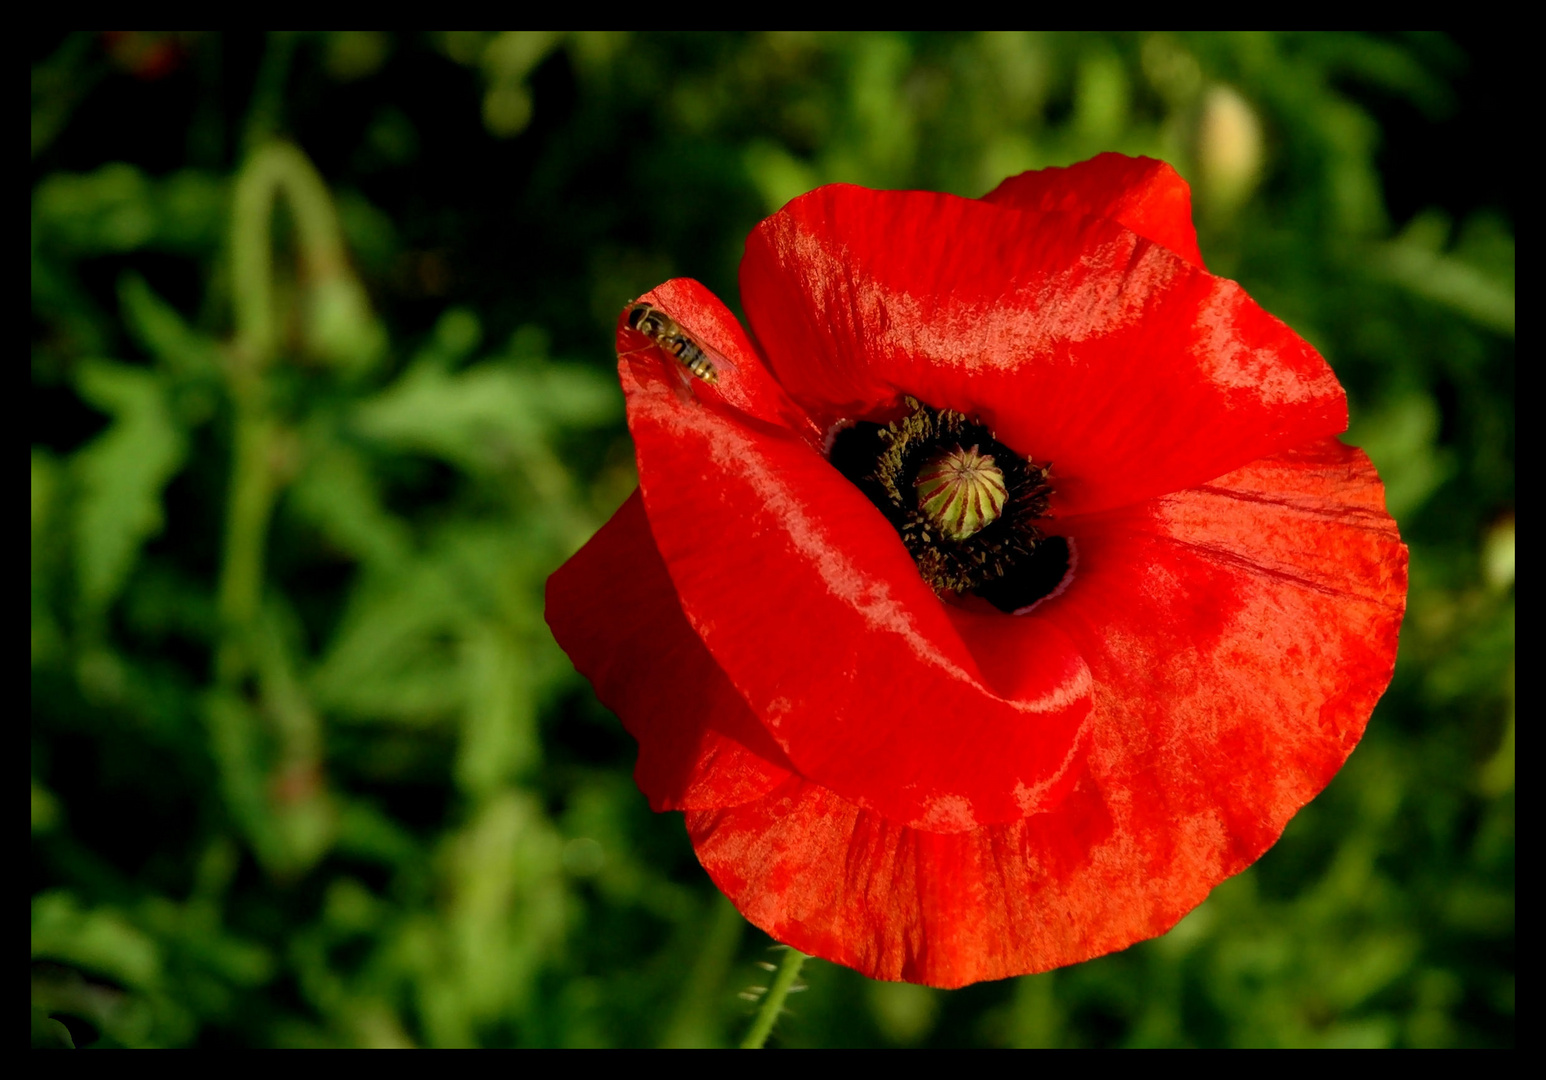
[740,187,1346,516]
[687,439,1406,987]
[620,297,1093,832]
[1036,438,1408,799]
[545,490,794,810]
[687,770,1123,988]
[981,152,1205,268]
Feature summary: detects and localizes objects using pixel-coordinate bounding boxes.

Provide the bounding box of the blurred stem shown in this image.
[230,141,350,368]
[253,603,333,874]
[31,32,105,159]
[219,141,349,683]
[217,142,340,872]
[739,947,806,1050]
[659,894,746,1048]
[215,400,276,685]
[242,32,296,153]
[254,605,323,767]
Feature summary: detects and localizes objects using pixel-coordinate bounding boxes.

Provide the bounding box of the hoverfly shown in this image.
[622,302,736,394]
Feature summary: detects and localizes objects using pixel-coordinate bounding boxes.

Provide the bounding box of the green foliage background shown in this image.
[31,32,1513,1048]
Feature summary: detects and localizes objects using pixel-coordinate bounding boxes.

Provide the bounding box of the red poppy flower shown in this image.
[546,153,1407,988]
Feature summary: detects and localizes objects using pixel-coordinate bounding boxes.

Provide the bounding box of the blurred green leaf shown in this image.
[455,624,539,796]
[288,436,413,569]
[32,449,66,664]
[1375,211,1515,336]
[1344,393,1455,520]
[32,33,104,159]
[69,360,188,617]
[118,273,223,381]
[32,892,162,989]
[310,554,475,725]
[353,354,620,476]
[32,778,62,834]
[33,166,225,257]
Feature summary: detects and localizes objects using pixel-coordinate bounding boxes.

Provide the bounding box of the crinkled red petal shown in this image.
[740,186,1347,516]
[620,277,821,444]
[621,280,1092,832]
[981,152,1206,268]
[545,489,793,810]
[687,440,1406,987]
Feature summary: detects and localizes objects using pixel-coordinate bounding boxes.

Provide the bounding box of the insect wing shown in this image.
[688,334,739,379]
[617,333,702,405]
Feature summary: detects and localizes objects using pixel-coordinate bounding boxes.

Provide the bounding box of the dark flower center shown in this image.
[829,397,1070,612]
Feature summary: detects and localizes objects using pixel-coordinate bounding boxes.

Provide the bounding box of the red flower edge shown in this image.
[546,154,1407,987]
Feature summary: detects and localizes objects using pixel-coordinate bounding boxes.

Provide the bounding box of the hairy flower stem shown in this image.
[739,948,807,1049]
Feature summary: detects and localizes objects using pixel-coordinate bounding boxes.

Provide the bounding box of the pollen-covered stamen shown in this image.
[830,397,1057,600]
[915,444,1007,541]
